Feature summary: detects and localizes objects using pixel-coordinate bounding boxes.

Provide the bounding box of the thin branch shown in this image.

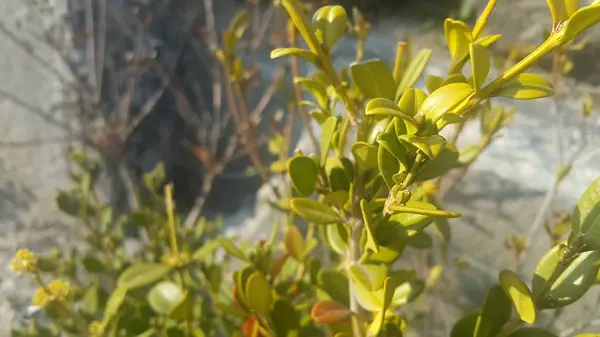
[95,0,107,103]
[250,4,276,51]
[250,64,288,121]
[85,0,98,98]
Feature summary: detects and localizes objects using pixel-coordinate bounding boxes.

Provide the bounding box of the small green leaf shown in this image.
[327,223,349,255]
[562,4,600,45]
[270,48,318,64]
[444,19,472,66]
[426,75,444,94]
[419,83,474,122]
[458,144,481,166]
[416,143,460,181]
[396,49,433,100]
[450,311,479,337]
[532,245,600,309]
[367,277,398,336]
[320,117,338,165]
[245,272,273,317]
[571,177,600,249]
[389,201,437,231]
[377,122,410,168]
[399,135,447,160]
[285,225,306,262]
[365,98,419,132]
[474,285,512,337]
[312,5,347,48]
[470,43,491,92]
[294,78,329,109]
[407,232,433,249]
[360,200,380,254]
[192,239,220,261]
[546,0,572,28]
[217,237,249,262]
[378,145,401,190]
[147,282,186,316]
[349,264,388,291]
[82,282,105,315]
[83,256,106,274]
[352,142,379,176]
[325,191,350,209]
[272,299,301,334]
[507,328,558,337]
[397,88,421,117]
[436,112,465,130]
[290,198,340,224]
[103,286,127,326]
[350,59,397,100]
[288,155,319,197]
[495,73,554,100]
[117,263,171,290]
[319,270,350,306]
[499,269,537,324]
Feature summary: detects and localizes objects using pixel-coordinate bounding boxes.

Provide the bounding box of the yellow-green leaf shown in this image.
[474,285,512,337]
[320,117,338,165]
[365,98,419,132]
[270,48,318,64]
[399,135,447,160]
[444,19,472,66]
[288,155,319,197]
[294,77,329,109]
[352,142,378,176]
[192,239,220,261]
[571,177,600,249]
[499,269,537,324]
[361,200,380,253]
[533,245,600,309]
[562,4,600,44]
[395,49,433,100]
[546,0,570,28]
[470,43,491,92]
[367,277,397,336]
[102,286,127,326]
[285,225,306,261]
[245,272,273,317]
[290,198,340,224]
[280,0,322,55]
[327,223,349,255]
[419,83,474,122]
[495,73,554,100]
[217,237,249,262]
[312,5,347,48]
[147,281,186,316]
[426,75,444,94]
[451,311,479,337]
[350,59,396,100]
[117,263,172,290]
[349,264,388,291]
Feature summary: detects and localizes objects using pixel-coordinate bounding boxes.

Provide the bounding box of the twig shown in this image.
[250,4,276,51]
[250,64,288,121]
[95,0,107,103]
[84,0,98,98]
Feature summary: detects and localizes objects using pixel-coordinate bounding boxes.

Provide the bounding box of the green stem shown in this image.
[400,152,424,190]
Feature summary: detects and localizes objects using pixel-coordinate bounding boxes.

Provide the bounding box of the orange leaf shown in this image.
[311,300,353,324]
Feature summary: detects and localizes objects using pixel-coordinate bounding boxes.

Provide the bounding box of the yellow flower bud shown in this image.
[9,249,37,273]
[32,280,72,308]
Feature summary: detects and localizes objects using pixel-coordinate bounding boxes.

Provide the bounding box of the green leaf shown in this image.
[419,83,474,123]
[499,269,536,324]
[192,239,220,261]
[352,142,379,177]
[320,117,338,165]
[407,232,433,249]
[378,145,401,190]
[223,10,249,55]
[217,237,249,262]
[245,272,273,317]
[507,328,558,337]
[444,19,472,66]
[367,277,397,336]
[319,270,350,306]
[349,264,388,291]
[288,155,319,197]
[56,191,85,217]
[326,223,349,255]
[117,263,171,290]
[450,311,479,337]
[325,191,350,209]
[365,98,419,132]
[474,285,512,337]
[397,88,422,118]
[442,73,468,86]
[294,78,329,109]
[399,135,447,160]
[532,245,600,309]
[361,200,380,254]
[495,73,554,100]
[325,157,351,192]
[272,299,301,334]
[290,198,340,224]
[470,43,491,92]
[83,256,106,274]
[396,49,433,100]
[562,4,600,44]
[436,112,464,130]
[270,48,318,64]
[571,177,600,249]
[416,143,460,181]
[285,225,306,261]
[82,282,105,315]
[458,144,481,166]
[147,282,186,316]
[312,5,347,48]
[350,59,397,100]
[389,201,437,231]
[103,286,127,326]
[546,0,572,27]
[426,75,444,94]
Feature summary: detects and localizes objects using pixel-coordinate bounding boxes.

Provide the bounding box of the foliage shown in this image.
[9,0,600,336]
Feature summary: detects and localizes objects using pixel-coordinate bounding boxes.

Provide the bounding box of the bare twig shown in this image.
[84,0,98,97]
[95,0,107,103]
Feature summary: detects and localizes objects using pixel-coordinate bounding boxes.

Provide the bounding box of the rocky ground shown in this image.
[1,0,600,336]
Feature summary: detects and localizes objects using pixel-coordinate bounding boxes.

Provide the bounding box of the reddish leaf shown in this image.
[311,300,353,324]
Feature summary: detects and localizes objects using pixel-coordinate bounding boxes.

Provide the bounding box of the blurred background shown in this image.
[1,0,600,335]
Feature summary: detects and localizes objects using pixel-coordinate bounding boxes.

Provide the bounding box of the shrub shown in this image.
[10,0,600,336]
